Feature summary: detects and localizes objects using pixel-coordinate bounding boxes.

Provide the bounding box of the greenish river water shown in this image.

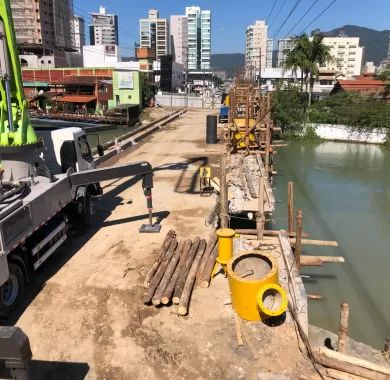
[272,141,390,349]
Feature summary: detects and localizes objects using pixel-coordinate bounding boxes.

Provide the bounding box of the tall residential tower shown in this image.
[185,6,211,70]
[170,15,188,66]
[89,6,119,46]
[245,20,268,71]
[139,9,170,58]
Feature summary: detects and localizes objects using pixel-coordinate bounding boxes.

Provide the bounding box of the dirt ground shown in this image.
[11,109,317,379]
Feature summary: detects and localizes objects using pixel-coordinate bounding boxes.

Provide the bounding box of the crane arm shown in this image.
[0,0,38,147]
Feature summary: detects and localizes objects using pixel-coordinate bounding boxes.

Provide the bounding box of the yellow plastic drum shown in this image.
[257,283,288,319]
[226,251,279,321]
[216,228,235,266]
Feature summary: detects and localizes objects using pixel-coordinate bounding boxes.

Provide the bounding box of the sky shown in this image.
[74,0,390,55]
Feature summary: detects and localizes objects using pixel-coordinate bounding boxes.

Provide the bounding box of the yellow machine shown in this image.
[226,251,287,321]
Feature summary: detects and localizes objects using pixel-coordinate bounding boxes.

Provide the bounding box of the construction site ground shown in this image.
[9,109,318,379]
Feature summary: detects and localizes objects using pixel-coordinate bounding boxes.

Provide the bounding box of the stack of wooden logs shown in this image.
[144,230,218,316]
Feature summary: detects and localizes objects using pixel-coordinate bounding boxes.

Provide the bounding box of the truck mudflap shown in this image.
[0,254,9,287]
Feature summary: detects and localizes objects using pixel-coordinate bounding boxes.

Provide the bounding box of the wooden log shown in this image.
[196,234,218,280]
[151,241,184,306]
[300,256,345,265]
[300,257,323,266]
[288,182,294,235]
[161,239,192,305]
[178,239,207,316]
[220,153,229,228]
[290,238,339,247]
[235,229,310,238]
[338,303,350,353]
[307,294,323,300]
[322,368,368,380]
[199,244,219,288]
[234,313,244,346]
[295,209,303,271]
[144,239,178,303]
[172,237,201,304]
[143,230,176,288]
[256,175,265,240]
[314,346,390,380]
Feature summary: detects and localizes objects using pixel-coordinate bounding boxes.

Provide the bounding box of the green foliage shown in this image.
[308,92,390,130]
[272,83,307,133]
[301,125,323,144]
[141,73,157,107]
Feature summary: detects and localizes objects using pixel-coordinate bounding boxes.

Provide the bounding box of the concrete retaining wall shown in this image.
[309,124,387,144]
[155,94,221,109]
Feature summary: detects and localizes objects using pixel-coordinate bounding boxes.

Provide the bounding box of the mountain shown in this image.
[211,53,245,77]
[323,25,389,65]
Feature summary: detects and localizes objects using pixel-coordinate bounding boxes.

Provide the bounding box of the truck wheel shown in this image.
[79,190,93,227]
[0,262,25,315]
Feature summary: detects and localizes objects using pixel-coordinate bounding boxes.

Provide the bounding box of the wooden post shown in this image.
[295,210,303,271]
[383,337,390,353]
[256,175,265,240]
[287,182,294,235]
[220,153,229,228]
[245,96,250,147]
[338,302,350,353]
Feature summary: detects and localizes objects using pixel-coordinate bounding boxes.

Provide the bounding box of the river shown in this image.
[272,141,390,349]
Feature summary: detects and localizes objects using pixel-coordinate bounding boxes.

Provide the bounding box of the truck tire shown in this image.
[78,190,93,228]
[0,262,25,315]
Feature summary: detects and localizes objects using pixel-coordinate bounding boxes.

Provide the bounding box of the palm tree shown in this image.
[283,33,333,106]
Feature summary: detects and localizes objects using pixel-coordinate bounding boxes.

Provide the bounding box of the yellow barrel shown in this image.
[226,251,279,321]
[257,283,288,319]
[216,228,235,267]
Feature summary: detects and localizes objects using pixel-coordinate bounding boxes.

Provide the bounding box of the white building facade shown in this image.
[321,37,363,78]
[170,15,188,66]
[186,6,211,70]
[245,20,268,71]
[266,38,273,68]
[72,16,85,54]
[277,38,295,68]
[140,10,170,58]
[83,45,121,67]
[89,6,118,46]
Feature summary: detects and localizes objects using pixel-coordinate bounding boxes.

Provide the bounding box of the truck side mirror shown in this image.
[97,144,104,157]
[60,141,78,173]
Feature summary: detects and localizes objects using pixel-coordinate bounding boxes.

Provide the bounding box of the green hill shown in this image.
[323,25,389,65]
[211,53,245,77]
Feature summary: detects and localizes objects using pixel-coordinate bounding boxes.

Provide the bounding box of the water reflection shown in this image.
[273,141,390,349]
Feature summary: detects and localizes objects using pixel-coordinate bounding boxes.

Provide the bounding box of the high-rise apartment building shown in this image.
[139,10,170,58]
[90,6,119,46]
[266,39,273,68]
[72,16,85,54]
[10,0,74,52]
[170,15,188,66]
[321,36,363,77]
[245,21,268,71]
[185,6,211,70]
[277,38,295,68]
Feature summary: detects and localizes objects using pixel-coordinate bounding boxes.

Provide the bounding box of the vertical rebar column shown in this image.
[288,182,294,235]
[338,303,350,353]
[256,175,265,240]
[220,153,228,228]
[295,210,303,271]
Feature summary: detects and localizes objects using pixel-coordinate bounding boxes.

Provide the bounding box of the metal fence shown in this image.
[155,94,222,109]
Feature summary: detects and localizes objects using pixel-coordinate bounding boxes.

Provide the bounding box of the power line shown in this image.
[268,0,287,29]
[300,0,338,34]
[283,0,321,38]
[266,0,279,24]
[272,0,303,39]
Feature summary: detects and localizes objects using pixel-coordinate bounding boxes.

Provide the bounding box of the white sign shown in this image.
[118,72,134,89]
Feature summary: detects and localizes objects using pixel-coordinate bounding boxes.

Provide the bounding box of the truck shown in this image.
[218,93,230,123]
[0,1,159,314]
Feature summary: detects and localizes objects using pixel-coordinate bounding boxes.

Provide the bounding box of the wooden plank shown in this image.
[301,255,345,264]
[291,238,339,247]
[338,303,350,353]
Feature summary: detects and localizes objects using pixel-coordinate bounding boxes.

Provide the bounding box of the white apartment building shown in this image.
[72,16,85,54]
[266,39,273,68]
[89,6,119,46]
[140,10,170,58]
[321,37,363,78]
[245,20,268,71]
[170,15,188,66]
[277,38,295,68]
[186,6,211,70]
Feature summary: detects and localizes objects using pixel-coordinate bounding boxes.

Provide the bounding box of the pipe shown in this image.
[257,283,288,319]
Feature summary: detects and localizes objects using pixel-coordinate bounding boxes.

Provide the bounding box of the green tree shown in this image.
[375,68,390,97]
[284,33,333,106]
